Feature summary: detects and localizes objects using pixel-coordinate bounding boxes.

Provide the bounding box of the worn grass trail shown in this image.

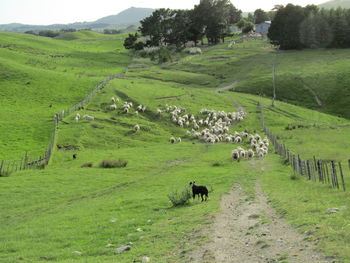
[190,159,329,263]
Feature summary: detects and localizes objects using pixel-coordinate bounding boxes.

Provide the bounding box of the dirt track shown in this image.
[189,182,331,263]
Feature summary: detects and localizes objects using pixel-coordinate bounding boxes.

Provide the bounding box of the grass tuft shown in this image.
[168,186,192,207]
[81,162,93,168]
[99,159,128,168]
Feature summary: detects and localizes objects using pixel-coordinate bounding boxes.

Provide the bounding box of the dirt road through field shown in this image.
[189,182,331,263]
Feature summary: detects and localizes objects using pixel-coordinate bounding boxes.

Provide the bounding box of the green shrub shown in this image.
[81,162,93,168]
[0,170,11,177]
[99,159,128,168]
[168,186,192,206]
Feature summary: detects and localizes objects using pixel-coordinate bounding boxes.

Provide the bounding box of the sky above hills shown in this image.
[1,0,326,25]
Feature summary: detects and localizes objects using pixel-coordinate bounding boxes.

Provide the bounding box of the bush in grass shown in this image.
[168,186,192,206]
[99,159,128,168]
[81,162,93,168]
[0,170,11,177]
[290,173,300,180]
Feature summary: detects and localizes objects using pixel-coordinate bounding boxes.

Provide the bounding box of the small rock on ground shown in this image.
[114,245,131,254]
[142,256,151,262]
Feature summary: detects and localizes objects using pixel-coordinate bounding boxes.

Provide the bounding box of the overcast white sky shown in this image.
[0,0,326,25]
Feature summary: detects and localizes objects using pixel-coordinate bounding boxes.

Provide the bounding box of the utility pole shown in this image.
[272,53,277,107]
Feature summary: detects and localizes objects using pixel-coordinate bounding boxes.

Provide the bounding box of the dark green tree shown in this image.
[254,9,270,24]
[123,33,138,49]
[139,8,173,46]
[268,4,307,49]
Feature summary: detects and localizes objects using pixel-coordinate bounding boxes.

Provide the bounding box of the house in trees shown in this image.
[255,21,271,34]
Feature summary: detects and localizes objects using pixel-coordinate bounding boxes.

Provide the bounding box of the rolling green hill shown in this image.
[165,40,350,119]
[319,0,350,9]
[1,34,350,262]
[0,30,130,160]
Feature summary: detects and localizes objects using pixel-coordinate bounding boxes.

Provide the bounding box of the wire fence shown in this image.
[0,74,123,177]
[258,102,349,191]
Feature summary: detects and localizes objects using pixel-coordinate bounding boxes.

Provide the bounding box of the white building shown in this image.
[255,21,271,35]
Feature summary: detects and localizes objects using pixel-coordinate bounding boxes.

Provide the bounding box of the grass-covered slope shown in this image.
[1,38,350,262]
[0,31,130,160]
[167,40,350,119]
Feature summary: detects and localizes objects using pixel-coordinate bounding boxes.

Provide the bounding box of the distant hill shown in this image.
[319,0,350,8]
[95,7,154,26]
[0,7,154,33]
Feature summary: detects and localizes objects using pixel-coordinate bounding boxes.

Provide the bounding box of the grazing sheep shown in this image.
[234,136,242,143]
[247,149,254,158]
[232,150,240,161]
[177,137,182,143]
[74,113,80,122]
[189,181,208,201]
[109,104,117,110]
[134,124,140,132]
[169,137,176,144]
[111,97,116,103]
[82,115,94,121]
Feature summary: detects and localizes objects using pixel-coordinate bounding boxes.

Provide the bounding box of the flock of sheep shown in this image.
[159,104,269,161]
[72,97,269,161]
[73,96,146,132]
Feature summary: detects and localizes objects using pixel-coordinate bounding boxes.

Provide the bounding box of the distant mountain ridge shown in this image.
[319,0,350,8]
[0,7,154,33]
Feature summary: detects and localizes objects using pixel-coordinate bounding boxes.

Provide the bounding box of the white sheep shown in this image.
[74,113,81,122]
[169,137,176,144]
[82,115,94,121]
[134,124,140,132]
[177,137,182,143]
[109,104,117,110]
[232,150,240,161]
[247,149,254,158]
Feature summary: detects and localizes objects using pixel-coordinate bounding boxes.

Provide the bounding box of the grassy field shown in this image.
[1,33,350,262]
[0,31,130,160]
[167,38,350,119]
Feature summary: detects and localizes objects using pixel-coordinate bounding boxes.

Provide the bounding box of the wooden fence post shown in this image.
[324,161,331,186]
[306,160,311,180]
[24,151,28,170]
[338,162,346,191]
[330,161,339,189]
[0,160,4,175]
[317,160,323,183]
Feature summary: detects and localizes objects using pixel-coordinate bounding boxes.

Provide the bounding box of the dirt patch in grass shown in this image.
[189,182,329,263]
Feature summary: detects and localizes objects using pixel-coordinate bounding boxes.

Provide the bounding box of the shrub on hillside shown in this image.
[99,159,128,168]
[0,170,11,177]
[81,162,93,168]
[168,186,192,206]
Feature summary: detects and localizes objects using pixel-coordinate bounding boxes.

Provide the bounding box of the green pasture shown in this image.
[0,31,130,160]
[1,32,350,262]
[168,38,350,119]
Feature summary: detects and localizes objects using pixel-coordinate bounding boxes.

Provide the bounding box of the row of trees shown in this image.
[268,4,350,49]
[125,0,242,49]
